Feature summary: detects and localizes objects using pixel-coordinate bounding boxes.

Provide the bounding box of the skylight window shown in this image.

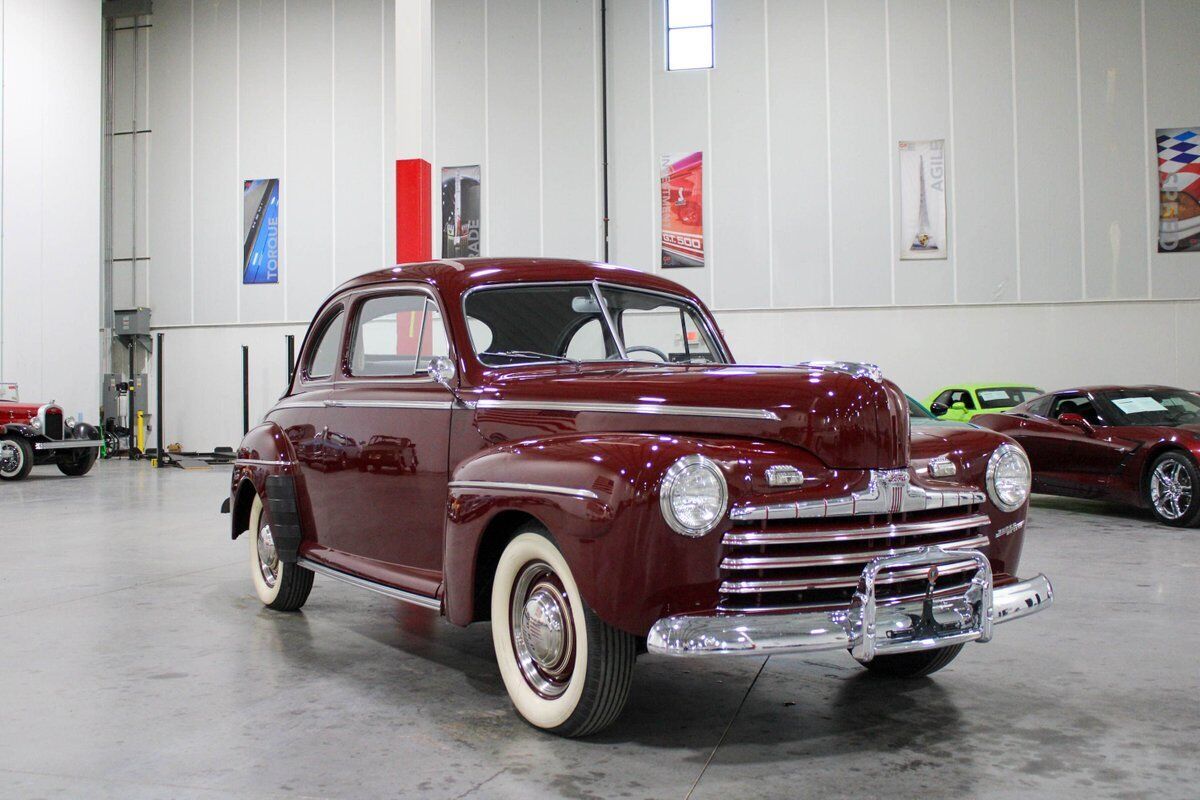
[666,0,714,71]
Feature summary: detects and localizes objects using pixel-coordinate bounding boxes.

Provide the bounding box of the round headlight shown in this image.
[65,416,77,429]
[659,454,728,537]
[986,443,1031,512]
[29,418,42,434]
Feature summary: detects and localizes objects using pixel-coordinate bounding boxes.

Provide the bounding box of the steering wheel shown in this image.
[625,345,669,362]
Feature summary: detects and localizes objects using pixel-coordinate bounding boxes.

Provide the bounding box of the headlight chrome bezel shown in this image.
[659,454,728,537]
[986,442,1032,512]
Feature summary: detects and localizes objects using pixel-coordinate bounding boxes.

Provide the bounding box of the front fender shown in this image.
[444,432,769,636]
[228,421,302,543]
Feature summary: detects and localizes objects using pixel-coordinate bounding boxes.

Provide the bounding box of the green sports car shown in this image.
[924,384,1043,422]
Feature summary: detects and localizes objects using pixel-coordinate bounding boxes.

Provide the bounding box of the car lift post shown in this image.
[242,345,250,436]
[155,332,164,468]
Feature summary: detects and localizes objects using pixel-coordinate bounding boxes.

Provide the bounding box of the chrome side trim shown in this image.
[33,439,101,451]
[475,398,780,421]
[296,557,442,611]
[323,399,453,410]
[731,469,985,521]
[722,512,990,546]
[720,534,988,570]
[234,458,292,467]
[268,400,326,412]
[719,559,979,594]
[448,480,599,500]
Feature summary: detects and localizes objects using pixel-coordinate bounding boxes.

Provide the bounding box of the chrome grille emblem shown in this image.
[765,465,806,487]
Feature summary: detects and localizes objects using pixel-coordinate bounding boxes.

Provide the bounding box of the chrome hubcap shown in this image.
[1151,461,1193,520]
[510,563,574,698]
[0,441,21,476]
[257,524,280,588]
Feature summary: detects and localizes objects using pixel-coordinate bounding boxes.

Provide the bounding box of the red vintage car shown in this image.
[0,395,101,481]
[224,258,1052,736]
[974,386,1200,527]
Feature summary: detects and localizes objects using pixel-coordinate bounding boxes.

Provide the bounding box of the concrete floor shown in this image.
[2,460,1197,800]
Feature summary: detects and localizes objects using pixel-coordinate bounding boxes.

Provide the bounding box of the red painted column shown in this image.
[396,158,432,263]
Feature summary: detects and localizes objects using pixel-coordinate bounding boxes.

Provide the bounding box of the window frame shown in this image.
[301,303,347,385]
[665,0,715,72]
[343,284,455,384]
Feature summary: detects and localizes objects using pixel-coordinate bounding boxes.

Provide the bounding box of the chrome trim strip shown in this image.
[234,458,292,467]
[475,398,780,421]
[717,580,978,614]
[720,534,988,570]
[731,469,985,521]
[719,559,979,594]
[722,512,990,546]
[296,557,442,610]
[448,480,599,500]
[323,399,453,410]
[33,439,101,451]
[268,400,326,411]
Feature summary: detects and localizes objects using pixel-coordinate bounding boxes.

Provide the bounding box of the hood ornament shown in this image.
[796,361,883,383]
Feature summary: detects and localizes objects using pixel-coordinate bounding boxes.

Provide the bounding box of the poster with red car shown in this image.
[1157,128,1200,252]
[660,151,704,268]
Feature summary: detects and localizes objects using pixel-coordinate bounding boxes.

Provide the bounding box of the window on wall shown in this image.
[666,0,714,71]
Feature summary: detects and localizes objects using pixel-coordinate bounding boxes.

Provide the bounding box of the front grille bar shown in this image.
[722,512,989,546]
[720,559,978,594]
[720,534,988,570]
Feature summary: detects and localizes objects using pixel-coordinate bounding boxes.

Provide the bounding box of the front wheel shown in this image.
[1147,451,1200,527]
[858,643,964,678]
[0,435,33,481]
[57,448,98,477]
[247,493,313,611]
[491,526,636,737]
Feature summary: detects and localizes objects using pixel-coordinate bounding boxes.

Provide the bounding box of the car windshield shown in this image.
[976,386,1042,409]
[907,396,934,419]
[463,282,726,367]
[1098,388,1200,427]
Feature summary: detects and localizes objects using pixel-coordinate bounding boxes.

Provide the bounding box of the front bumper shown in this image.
[33,439,101,451]
[647,546,1052,660]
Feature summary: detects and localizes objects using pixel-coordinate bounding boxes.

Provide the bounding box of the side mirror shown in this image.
[427,356,456,390]
[930,402,949,416]
[1058,412,1094,435]
[951,401,968,412]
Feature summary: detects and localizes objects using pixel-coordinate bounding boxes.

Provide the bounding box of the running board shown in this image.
[296,557,442,611]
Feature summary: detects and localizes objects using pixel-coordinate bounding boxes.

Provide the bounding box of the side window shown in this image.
[1027,396,1053,418]
[350,293,450,377]
[564,318,609,360]
[1052,395,1101,424]
[306,308,345,380]
[934,390,954,407]
[947,389,975,410]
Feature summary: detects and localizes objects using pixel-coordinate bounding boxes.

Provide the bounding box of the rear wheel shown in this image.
[491,526,636,737]
[0,435,33,481]
[247,493,313,611]
[859,644,964,678]
[1147,451,1200,528]
[57,448,98,477]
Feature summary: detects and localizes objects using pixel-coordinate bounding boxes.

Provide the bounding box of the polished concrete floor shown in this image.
[2,460,1197,799]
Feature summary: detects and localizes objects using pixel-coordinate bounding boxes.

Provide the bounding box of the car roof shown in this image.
[1049,385,1187,394]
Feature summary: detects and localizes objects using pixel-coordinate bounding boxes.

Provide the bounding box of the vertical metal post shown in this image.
[242,345,250,435]
[155,332,164,467]
[286,334,295,384]
[128,341,136,459]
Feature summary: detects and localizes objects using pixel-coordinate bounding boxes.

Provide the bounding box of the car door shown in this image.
[1020,393,1132,497]
[315,286,454,596]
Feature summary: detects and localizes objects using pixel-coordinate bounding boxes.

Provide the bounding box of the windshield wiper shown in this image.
[481,350,579,365]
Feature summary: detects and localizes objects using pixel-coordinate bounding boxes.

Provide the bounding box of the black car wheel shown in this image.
[1147,451,1200,528]
[0,435,33,481]
[57,448,99,477]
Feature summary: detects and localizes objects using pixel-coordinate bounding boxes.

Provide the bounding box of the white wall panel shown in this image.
[889,0,953,306]
[767,0,830,308]
[827,0,891,306]
[1014,0,1083,302]
[484,0,541,257]
[950,0,1018,304]
[1146,0,1200,299]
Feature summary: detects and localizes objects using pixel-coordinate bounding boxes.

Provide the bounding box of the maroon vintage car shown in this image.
[975,386,1200,527]
[1,394,101,481]
[224,258,1052,736]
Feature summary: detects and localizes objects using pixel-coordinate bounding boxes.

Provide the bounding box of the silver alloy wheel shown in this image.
[1151,459,1193,521]
[0,440,23,477]
[256,524,280,588]
[510,561,575,698]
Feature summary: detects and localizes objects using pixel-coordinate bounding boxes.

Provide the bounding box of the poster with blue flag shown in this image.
[243,178,280,284]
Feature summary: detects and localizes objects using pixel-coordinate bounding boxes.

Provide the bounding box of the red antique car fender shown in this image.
[228,421,307,545]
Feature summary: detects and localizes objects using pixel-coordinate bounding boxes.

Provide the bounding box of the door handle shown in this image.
[323,400,345,408]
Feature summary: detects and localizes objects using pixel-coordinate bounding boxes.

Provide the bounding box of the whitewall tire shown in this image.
[491,526,636,737]
[247,493,314,611]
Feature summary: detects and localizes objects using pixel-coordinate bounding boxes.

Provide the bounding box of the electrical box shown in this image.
[114,307,152,338]
[101,374,121,422]
[131,373,149,419]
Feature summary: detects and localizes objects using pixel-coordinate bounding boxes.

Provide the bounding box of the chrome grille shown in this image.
[721,486,990,614]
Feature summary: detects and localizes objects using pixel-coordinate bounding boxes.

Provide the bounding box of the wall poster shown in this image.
[898,140,947,260]
[660,151,704,268]
[1156,128,1200,252]
[242,178,280,284]
[441,165,481,258]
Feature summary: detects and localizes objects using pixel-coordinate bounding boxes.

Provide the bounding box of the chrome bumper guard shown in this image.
[647,546,1052,660]
[33,439,102,451]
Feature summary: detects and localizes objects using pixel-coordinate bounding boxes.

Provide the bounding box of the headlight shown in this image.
[29,418,42,434]
[986,443,1031,512]
[659,454,728,537]
[65,416,77,429]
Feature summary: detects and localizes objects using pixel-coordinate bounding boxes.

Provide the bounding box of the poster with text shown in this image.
[1157,128,1200,252]
[441,165,481,258]
[898,140,947,260]
[243,179,280,284]
[660,151,704,268]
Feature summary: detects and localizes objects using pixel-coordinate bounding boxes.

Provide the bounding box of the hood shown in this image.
[472,364,910,469]
[0,402,44,424]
